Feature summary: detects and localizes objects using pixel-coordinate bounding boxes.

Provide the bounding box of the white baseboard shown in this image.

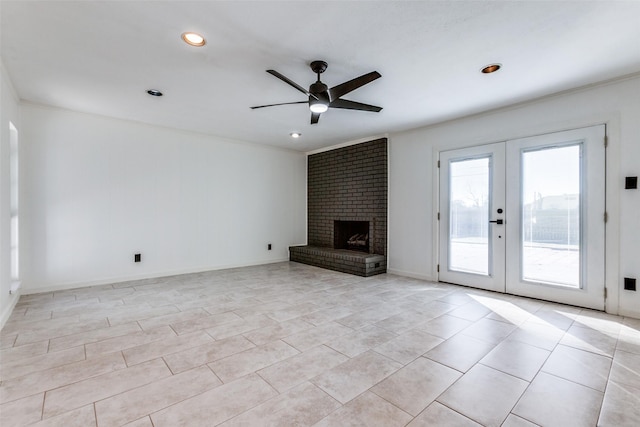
[617,307,640,320]
[386,268,436,282]
[20,258,290,295]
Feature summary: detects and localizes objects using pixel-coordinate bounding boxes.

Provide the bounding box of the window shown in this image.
[9,122,19,283]
[521,144,582,287]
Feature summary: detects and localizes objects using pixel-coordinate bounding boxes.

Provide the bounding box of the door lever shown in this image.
[489,219,504,224]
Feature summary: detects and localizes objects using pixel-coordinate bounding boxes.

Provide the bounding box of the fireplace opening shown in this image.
[334,220,370,253]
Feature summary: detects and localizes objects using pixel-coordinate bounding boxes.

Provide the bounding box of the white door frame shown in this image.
[437,125,606,310]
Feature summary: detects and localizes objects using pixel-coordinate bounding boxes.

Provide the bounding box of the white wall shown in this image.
[20,103,306,293]
[0,62,21,327]
[389,74,640,318]
[6,72,639,322]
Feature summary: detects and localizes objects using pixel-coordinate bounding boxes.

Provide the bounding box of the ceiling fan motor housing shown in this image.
[309,81,329,100]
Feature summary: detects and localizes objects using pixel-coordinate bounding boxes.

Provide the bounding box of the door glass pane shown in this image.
[521,144,581,287]
[449,157,490,275]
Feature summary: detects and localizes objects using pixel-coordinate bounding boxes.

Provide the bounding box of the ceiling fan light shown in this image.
[309,99,328,113]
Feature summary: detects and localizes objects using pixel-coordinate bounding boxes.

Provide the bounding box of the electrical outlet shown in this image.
[625,176,638,189]
[624,277,636,291]
[268,244,272,250]
[134,253,141,263]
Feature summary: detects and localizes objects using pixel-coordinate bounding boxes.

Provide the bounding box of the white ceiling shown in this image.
[2,1,640,152]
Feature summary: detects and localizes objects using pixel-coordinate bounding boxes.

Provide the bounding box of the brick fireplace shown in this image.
[289,138,387,276]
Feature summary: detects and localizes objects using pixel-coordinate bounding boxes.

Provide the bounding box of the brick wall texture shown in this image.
[307,138,387,255]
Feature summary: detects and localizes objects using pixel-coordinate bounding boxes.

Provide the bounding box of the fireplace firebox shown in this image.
[334,220,370,253]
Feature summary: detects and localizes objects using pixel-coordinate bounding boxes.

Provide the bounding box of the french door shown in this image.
[438,126,605,310]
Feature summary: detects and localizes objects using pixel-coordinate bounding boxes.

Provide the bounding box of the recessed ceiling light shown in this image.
[290,132,302,139]
[147,89,163,97]
[481,64,501,74]
[181,32,206,47]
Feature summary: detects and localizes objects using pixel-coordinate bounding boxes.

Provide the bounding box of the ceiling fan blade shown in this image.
[311,112,321,124]
[329,71,381,101]
[250,101,307,110]
[329,98,382,112]
[267,70,318,100]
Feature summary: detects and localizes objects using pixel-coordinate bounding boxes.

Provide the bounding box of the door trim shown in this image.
[437,125,606,310]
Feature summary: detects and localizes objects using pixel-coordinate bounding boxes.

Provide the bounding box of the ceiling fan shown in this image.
[251,60,382,124]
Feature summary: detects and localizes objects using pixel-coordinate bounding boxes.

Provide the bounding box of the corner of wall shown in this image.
[0,57,22,331]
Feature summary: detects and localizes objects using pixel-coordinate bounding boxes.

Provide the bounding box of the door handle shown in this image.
[489,219,504,224]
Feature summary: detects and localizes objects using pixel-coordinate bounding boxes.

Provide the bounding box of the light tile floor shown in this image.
[1,262,639,426]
